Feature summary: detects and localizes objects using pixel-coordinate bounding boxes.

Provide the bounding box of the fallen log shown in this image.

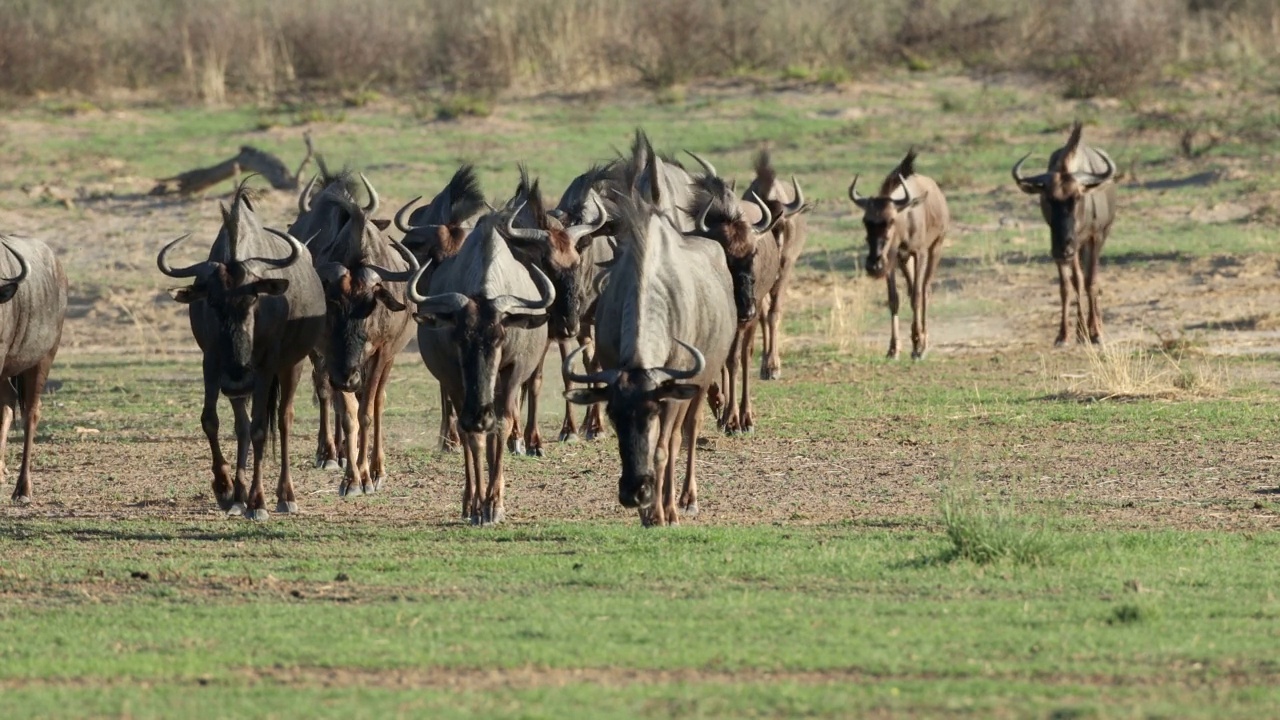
[150,133,315,197]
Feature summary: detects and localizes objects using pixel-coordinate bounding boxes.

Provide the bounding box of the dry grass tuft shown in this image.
[1048,342,1227,401]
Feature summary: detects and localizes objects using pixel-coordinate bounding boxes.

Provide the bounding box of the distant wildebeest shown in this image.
[565,151,735,526]
[503,169,605,456]
[310,177,421,497]
[849,149,950,359]
[0,236,67,505]
[1012,121,1117,345]
[685,153,777,434]
[290,170,384,470]
[395,165,487,453]
[407,202,556,526]
[743,150,809,379]
[159,187,325,520]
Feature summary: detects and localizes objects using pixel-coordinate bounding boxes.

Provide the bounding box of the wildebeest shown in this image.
[686,159,777,434]
[503,169,605,456]
[395,165,487,453]
[849,149,950,360]
[565,152,735,526]
[743,150,809,379]
[0,236,67,505]
[311,178,420,497]
[407,203,555,526]
[1012,121,1117,345]
[290,170,383,470]
[159,187,325,520]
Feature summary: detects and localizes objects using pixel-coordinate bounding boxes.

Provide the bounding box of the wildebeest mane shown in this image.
[753,149,777,198]
[880,148,918,195]
[1056,121,1086,172]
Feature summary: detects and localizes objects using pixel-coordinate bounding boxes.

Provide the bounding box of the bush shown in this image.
[939,488,1058,565]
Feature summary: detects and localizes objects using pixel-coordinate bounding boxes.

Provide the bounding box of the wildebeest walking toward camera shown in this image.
[0,235,67,505]
[849,149,950,360]
[407,203,556,526]
[159,187,324,520]
[1012,121,1117,346]
[744,150,809,380]
[310,178,420,498]
[565,151,735,526]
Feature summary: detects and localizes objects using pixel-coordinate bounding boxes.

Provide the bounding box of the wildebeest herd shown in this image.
[2,124,1117,525]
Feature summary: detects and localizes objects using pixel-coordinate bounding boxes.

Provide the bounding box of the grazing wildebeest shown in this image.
[503,169,605,457]
[312,182,420,497]
[395,165,487,453]
[407,205,555,525]
[564,154,735,526]
[549,161,625,442]
[290,170,382,470]
[743,150,809,380]
[1012,121,1118,345]
[686,159,777,434]
[159,188,324,520]
[0,236,67,505]
[849,149,950,360]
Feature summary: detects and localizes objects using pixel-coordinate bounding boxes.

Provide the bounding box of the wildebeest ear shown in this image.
[413,312,453,328]
[502,312,550,330]
[654,382,700,402]
[168,285,206,304]
[565,387,608,406]
[248,278,290,296]
[372,218,391,232]
[0,283,19,304]
[373,286,407,312]
[902,191,927,210]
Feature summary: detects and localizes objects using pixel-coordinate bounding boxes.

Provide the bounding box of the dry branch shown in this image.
[150,133,315,197]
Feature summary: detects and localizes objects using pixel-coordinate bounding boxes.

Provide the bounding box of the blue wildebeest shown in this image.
[159,187,325,520]
[407,204,556,526]
[743,150,809,380]
[1012,121,1117,345]
[394,165,488,454]
[564,152,735,526]
[684,155,777,435]
[311,179,421,497]
[0,236,67,504]
[849,149,951,360]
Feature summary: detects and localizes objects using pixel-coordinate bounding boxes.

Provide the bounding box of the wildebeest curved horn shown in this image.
[394,196,424,234]
[847,175,871,210]
[783,176,806,216]
[563,343,620,386]
[406,259,469,317]
[563,193,607,246]
[1012,154,1051,193]
[366,239,421,283]
[297,174,319,216]
[244,227,305,273]
[493,263,556,316]
[156,234,216,279]
[0,243,30,285]
[1073,149,1117,188]
[892,175,915,211]
[653,339,705,383]
[499,201,551,244]
[748,191,773,234]
[686,151,718,178]
[359,173,379,215]
[695,199,714,235]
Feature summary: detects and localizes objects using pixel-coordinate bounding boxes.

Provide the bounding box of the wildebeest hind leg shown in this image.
[679,389,706,516]
[1084,242,1103,344]
[1070,255,1087,344]
[244,380,275,521]
[1055,262,1071,346]
[200,357,234,509]
[0,380,14,500]
[557,339,579,442]
[886,262,902,359]
[227,396,252,518]
[11,354,52,505]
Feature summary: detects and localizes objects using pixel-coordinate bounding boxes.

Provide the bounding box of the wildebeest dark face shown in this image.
[566,372,699,509]
[169,264,289,397]
[420,300,548,434]
[322,269,406,393]
[861,200,899,280]
[727,250,759,326]
[1039,175,1085,262]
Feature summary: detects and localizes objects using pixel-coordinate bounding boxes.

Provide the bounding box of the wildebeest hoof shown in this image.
[227,502,246,518]
[509,438,526,455]
[11,494,31,506]
[911,350,926,361]
[214,492,236,511]
[680,501,699,516]
[318,459,341,471]
[276,500,298,514]
[1054,337,1068,348]
[481,507,505,526]
[1090,334,1104,346]
[469,512,483,526]
[761,367,781,380]
[339,482,363,498]
[247,507,269,522]
[887,349,900,360]
[558,431,579,443]
[373,475,386,492]
[526,446,544,458]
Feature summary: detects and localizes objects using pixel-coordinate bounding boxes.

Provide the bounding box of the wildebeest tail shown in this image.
[880,147,918,195]
[266,375,281,454]
[10,377,23,416]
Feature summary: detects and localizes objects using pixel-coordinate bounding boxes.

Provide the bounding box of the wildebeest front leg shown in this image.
[722,331,743,434]
[438,387,460,453]
[481,423,508,527]
[917,243,943,360]
[244,381,275,521]
[200,357,235,510]
[679,389,707,516]
[1070,254,1087,344]
[311,354,341,470]
[1084,242,1103,344]
[10,356,52,505]
[761,288,783,380]
[355,384,376,494]
[557,339,580,442]
[886,262,901,359]
[227,396,252,518]
[909,252,927,360]
[461,431,483,523]
[739,320,758,432]
[369,354,395,489]
[275,364,301,514]
[1055,261,1071,347]
[337,390,363,497]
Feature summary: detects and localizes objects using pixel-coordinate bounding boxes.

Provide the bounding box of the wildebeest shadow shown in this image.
[1253,487,1280,495]
[802,249,1192,274]
[1140,171,1221,190]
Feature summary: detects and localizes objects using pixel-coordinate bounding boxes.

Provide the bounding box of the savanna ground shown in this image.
[3,68,1280,718]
